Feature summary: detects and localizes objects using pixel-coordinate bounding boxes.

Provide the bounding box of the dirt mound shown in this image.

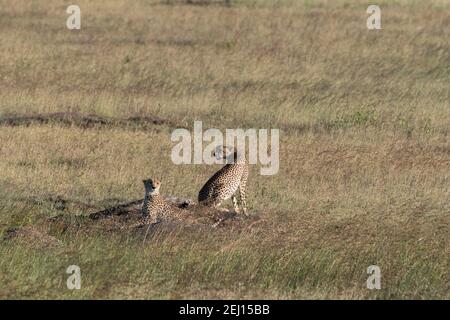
[39,197,259,242]
[89,199,143,220]
[4,226,62,249]
[89,196,246,227]
[3,197,263,249]
[0,112,176,130]
[88,196,257,231]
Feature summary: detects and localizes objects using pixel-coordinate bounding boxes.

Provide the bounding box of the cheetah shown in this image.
[142,178,185,224]
[198,145,249,216]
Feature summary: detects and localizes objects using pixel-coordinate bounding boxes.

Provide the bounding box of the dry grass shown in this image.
[0,0,449,299]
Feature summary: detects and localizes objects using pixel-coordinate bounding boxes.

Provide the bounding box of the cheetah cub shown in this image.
[198,145,249,215]
[142,178,184,224]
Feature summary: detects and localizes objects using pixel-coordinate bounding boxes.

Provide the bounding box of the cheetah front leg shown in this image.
[238,183,248,216]
[212,199,229,213]
[142,221,161,245]
[231,194,240,214]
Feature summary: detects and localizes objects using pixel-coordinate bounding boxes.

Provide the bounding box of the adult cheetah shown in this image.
[198,145,249,215]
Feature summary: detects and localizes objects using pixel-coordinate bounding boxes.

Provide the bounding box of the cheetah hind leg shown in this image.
[231,194,241,214]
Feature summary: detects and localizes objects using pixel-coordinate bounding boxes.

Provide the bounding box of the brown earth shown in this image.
[0,112,178,130]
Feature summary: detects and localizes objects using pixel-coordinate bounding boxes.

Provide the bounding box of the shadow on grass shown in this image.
[0,112,181,131]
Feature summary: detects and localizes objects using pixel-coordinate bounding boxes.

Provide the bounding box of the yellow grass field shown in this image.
[0,0,449,299]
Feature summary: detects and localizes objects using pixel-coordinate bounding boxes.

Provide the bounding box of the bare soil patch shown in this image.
[3,196,264,248]
[88,196,258,231]
[0,112,177,130]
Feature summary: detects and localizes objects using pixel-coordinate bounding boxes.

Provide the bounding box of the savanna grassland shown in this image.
[0,0,449,299]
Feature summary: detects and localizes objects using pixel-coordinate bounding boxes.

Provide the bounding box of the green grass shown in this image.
[0,0,449,299]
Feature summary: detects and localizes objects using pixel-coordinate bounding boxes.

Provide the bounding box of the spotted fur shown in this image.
[198,146,249,215]
[142,178,184,224]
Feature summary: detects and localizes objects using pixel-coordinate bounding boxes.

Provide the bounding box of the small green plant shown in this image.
[122,55,131,64]
[394,115,414,137]
[332,109,379,129]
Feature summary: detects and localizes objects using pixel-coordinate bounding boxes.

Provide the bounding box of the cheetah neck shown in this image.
[145,189,160,197]
[226,151,247,165]
[143,191,163,212]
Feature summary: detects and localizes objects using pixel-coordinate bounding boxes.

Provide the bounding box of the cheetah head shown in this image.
[214,145,241,163]
[213,145,234,160]
[143,178,161,195]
